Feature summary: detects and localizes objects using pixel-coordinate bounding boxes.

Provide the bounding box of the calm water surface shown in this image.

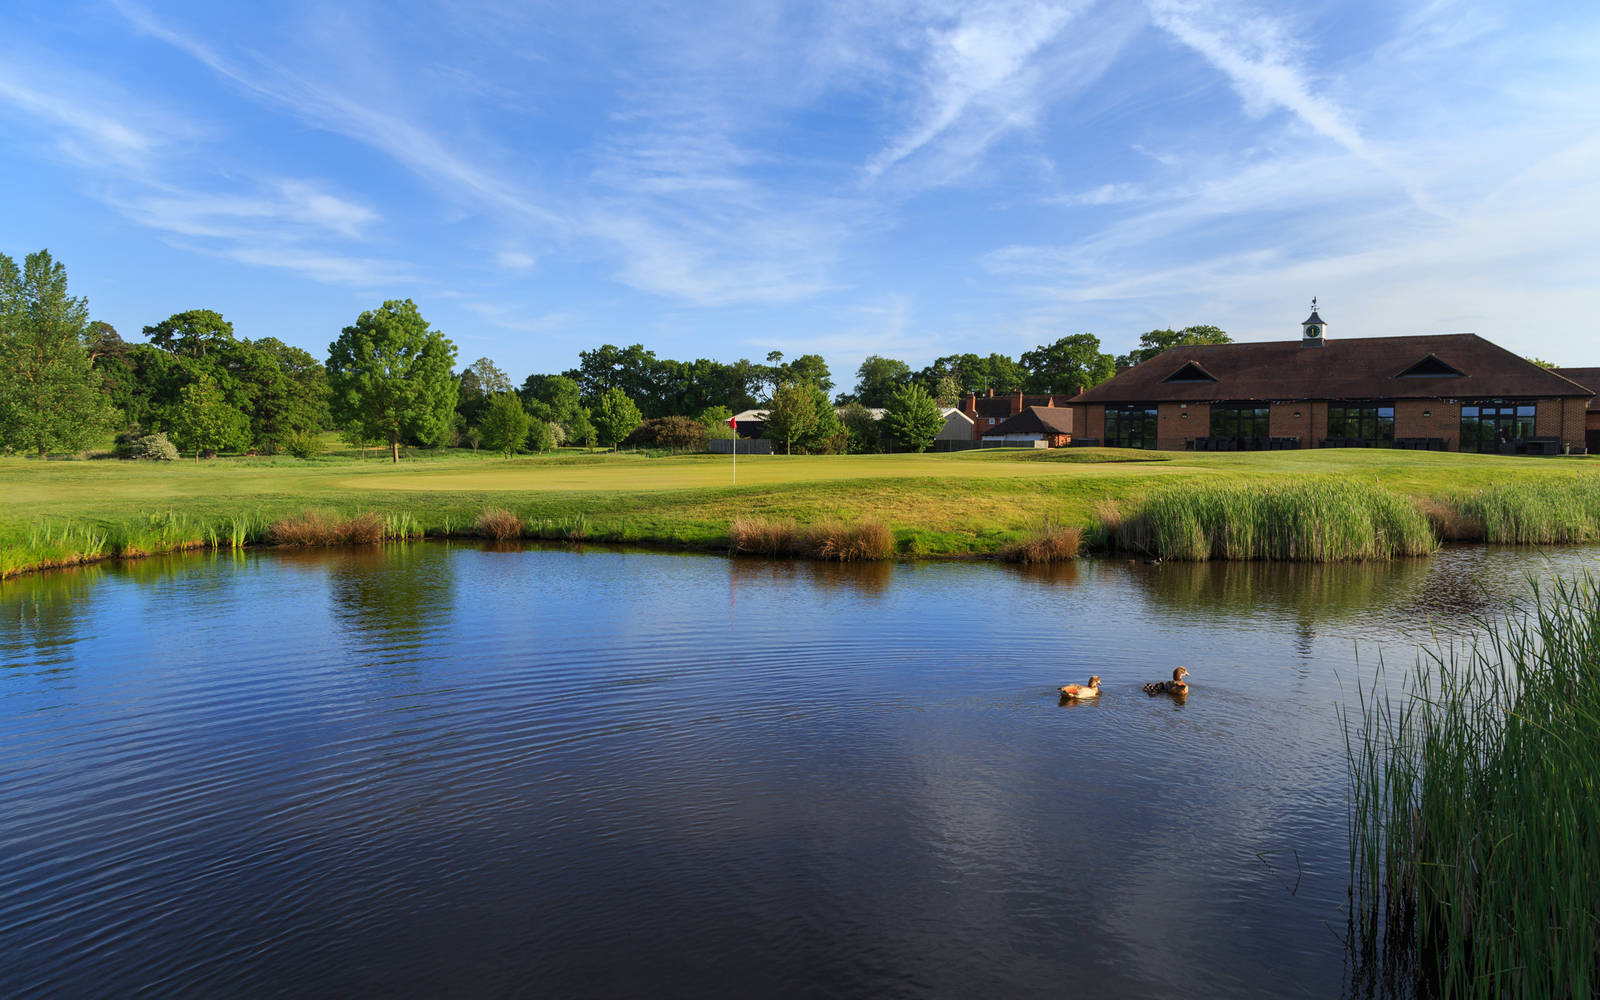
[3,544,1598,998]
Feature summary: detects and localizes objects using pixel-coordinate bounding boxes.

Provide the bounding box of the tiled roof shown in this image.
[1554,368,1600,410]
[983,405,1074,437]
[1074,334,1594,405]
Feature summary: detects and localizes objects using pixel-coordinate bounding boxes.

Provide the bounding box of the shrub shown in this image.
[475,508,524,540]
[115,431,179,462]
[282,430,322,459]
[624,416,708,451]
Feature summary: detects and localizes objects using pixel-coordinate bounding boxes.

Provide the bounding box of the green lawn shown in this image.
[3,444,1597,574]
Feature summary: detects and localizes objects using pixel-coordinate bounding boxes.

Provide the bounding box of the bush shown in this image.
[282,430,322,459]
[623,416,707,451]
[114,430,179,462]
[268,510,386,546]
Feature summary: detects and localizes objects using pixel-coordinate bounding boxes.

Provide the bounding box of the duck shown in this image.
[1058,675,1102,700]
[1143,667,1189,696]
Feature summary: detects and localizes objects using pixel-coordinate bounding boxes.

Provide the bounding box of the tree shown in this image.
[884,383,943,453]
[569,407,598,450]
[479,392,532,457]
[697,405,737,440]
[169,376,250,461]
[594,387,644,448]
[144,309,236,360]
[326,299,458,462]
[1116,325,1232,368]
[0,250,117,454]
[458,357,513,428]
[1021,334,1115,394]
[931,374,962,406]
[763,381,819,455]
[521,374,585,431]
[839,401,882,454]
[854,355,912,407]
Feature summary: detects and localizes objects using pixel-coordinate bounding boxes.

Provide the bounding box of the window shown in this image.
[1162,361,1218,383]
[1208,404,1270,441]
[1104,406,1157,449]
[1327,403,1395,442]
[1460,400,1535,452]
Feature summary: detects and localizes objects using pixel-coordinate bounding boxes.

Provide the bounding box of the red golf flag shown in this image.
[728,416,737,429]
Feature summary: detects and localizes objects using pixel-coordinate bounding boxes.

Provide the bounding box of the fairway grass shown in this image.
[2,446,1597,576]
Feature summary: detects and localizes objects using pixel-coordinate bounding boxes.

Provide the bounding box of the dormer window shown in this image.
[1396,354,1465,378]
[1162,361,1219,383]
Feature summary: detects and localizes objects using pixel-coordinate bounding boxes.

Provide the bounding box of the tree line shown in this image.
[0,248,1231,460]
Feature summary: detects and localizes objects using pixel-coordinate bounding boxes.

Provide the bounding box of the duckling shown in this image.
[1143,666,1189,696]
[1058,675,1102,700]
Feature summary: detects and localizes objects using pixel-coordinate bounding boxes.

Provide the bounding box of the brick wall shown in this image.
[1269,402,1311,447]
[1535,398,1590,451]
[1394,400,1459,449]
[1081,404,1104,442]
[1157,402,1206,450]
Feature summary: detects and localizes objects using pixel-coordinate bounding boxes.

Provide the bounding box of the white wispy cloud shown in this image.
[1145,0,1446,217]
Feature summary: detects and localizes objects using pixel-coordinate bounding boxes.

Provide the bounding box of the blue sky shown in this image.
[3,0,1597,384]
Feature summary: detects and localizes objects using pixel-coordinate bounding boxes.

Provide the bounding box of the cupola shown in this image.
[1302,297,1326,347]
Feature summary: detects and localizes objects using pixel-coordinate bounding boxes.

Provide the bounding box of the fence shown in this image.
[708,438,773,455]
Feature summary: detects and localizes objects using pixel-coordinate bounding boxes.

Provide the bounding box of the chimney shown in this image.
[987,388,994,398]
[961,392,976,416]
[1013,390,1024,416]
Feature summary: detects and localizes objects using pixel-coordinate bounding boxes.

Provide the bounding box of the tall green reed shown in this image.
[1344,573,1600,998]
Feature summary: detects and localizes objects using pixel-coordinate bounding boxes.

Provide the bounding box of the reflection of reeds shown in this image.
[729,516,892,561]
[1344,574,1600,998]
[474,508,524,540]
[1000,518,1081,564]
[1110,480,1435,561]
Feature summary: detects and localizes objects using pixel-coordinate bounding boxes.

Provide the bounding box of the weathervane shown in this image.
[1310,296,1317,312]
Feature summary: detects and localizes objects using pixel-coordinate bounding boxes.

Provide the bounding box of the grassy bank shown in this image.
[1,446,1596,577]
[1344,573,1600,998]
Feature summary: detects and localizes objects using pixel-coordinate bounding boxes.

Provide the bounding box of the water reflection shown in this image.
[1,543,1597,999]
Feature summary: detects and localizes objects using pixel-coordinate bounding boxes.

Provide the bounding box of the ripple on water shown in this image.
[1,543,1597,998]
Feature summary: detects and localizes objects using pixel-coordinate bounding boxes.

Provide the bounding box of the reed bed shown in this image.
[1000,518,1082,564]
[728,516,892,561]
[1111,480,1437,561]
[1344,574,1600,999]
[1436,480,1600,546]
[474,508,525,540]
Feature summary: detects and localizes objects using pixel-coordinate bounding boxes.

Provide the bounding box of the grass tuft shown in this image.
[1000,518,1082,564]
[269,510,388,546]
[730,516,797,556]
[475,508,524,540]
[800,520,893,561]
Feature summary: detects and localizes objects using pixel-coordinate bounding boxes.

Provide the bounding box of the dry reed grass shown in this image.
[269,510,386,546]
[729,516,797,555]
[1000,519,1082,564]
[475,508,524,540]
[801,520,893,561]
[1416,497,1483,542]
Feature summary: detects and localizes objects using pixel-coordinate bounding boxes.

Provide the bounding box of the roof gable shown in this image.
[1162,361,1218,383]
[1395,353,1465,378]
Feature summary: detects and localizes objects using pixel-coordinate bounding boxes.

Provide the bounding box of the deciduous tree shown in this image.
[1116,325,1231,368]
[326,299,458,462]
[169,376,250,461]
[594,387,643,448]
[478,391,532,457]
[1021,334,1114,394]
[854,355,912,407]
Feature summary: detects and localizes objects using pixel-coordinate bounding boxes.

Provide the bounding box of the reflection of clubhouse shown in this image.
[1070,306,1594,454]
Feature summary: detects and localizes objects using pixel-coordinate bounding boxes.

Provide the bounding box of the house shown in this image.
[981,405,1074,447]
[1068,308,1592,454]
[1553,368,1600,454]
[960,390,1075,440]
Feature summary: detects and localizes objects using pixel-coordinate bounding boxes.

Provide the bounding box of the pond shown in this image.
[3,544,1598,998]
